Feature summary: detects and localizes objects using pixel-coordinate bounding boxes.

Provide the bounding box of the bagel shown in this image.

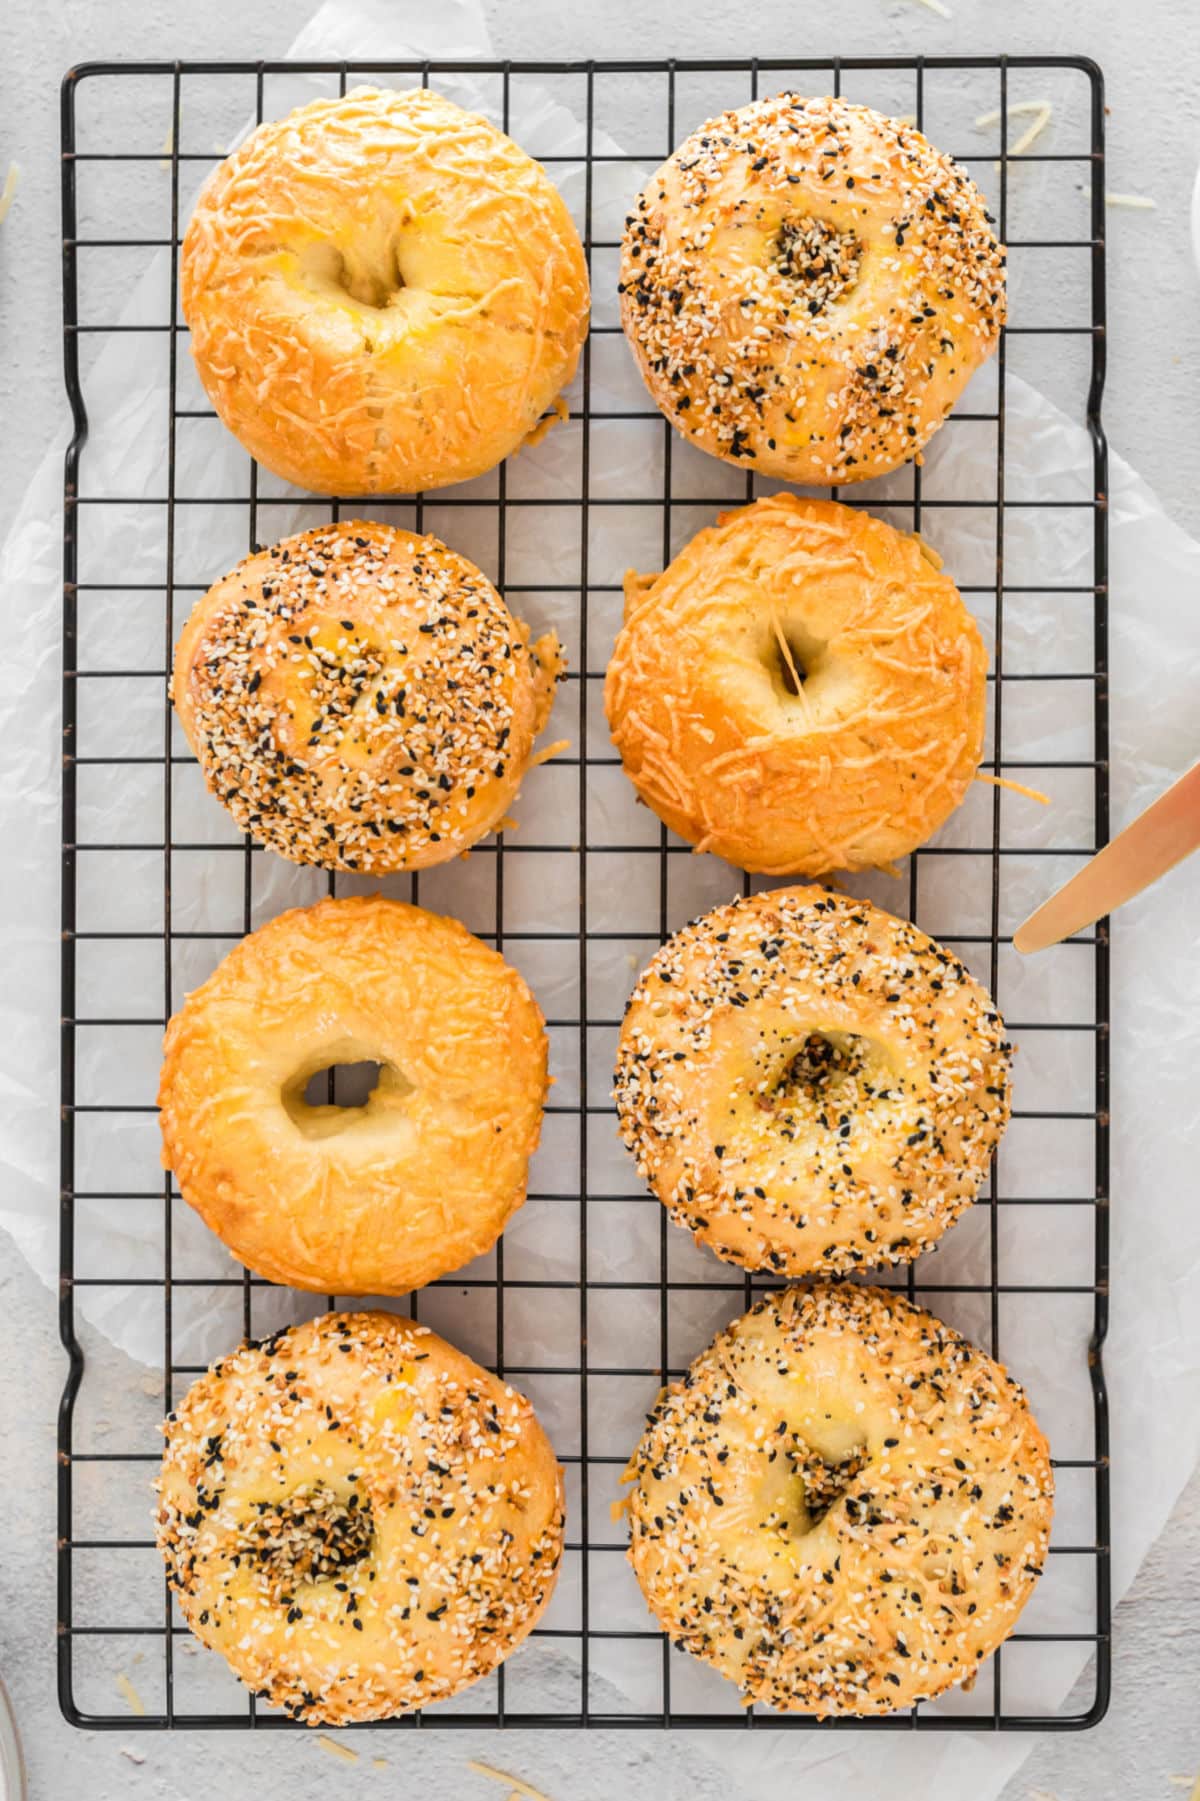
[614,887,1011,1276]
[622,1283,1053,1715]
[172,520,564,875]
[158,895,547,1294]
[182,87,590,494]
[619,92,1004,485]
[604,495,987,876]
[158,1311,564,1723]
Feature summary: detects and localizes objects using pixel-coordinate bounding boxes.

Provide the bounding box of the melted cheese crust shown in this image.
[159,895,548,1294]
[605,494,987,877]
[182,86,590,494]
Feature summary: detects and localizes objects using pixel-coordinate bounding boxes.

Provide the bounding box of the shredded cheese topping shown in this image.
[606,496,988,877]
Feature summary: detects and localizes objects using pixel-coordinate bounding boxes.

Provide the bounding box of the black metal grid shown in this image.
[58,55,1111,1733]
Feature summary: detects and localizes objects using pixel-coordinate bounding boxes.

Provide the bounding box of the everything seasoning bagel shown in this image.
[158,1313,564,1722]
[620,92,1004,486]
[622,1284,1052,1715]
[615,887,1011,1277]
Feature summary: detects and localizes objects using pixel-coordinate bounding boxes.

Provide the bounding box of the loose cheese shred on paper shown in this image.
[528,736,571,770]
[519,396,571,454]
[115,1671,146,1716]
[907,0,952,16]
[317,1734,360,1764]
[0,163,19,227]
[973,99,1054,164]
[974,771,1051,805]
[1083,186,1157,210]
[467,1760,555,1801]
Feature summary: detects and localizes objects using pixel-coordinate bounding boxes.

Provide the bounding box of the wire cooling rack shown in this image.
[58,54,1110,1733]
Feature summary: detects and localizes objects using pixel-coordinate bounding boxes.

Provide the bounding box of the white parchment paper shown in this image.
[3,0,1199,1790]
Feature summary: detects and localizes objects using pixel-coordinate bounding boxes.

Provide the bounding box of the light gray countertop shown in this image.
[3,1,1200,1797]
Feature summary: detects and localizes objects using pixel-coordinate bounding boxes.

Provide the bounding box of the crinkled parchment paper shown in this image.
[2,0,1199,1790]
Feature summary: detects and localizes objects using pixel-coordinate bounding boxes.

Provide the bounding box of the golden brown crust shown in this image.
[181,86,590,495]
[620,93,1004,486]
[158,1311,564,1724]
[623,1284,1053,1716]
[171,519,565,875]
[158,895,547,1294]
[614,887,1011,1277]
[604,495,987,876]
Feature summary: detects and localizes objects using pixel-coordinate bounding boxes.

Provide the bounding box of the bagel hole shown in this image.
[299,241,405,311]
[773,217,863,313]
[243,1482,375,1600]
[283,1049,414,1138]
[304,1059,387,1109]
[765,621,826,700]
[789,1436,870,1530]
[778,640,807,694]
[758,1427,870,1537]
[773,1031,871,1100]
